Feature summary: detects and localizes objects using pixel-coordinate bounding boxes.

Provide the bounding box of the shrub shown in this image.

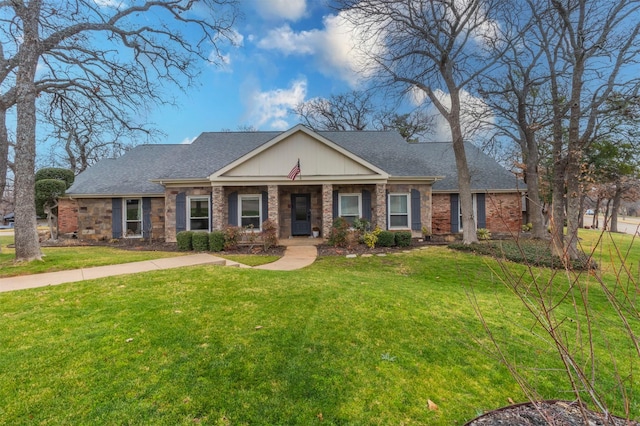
[377,230,395,247]
[328,217,350,247]
[192,232,209,251]
[362,226,382,248]
[521,222,533,232]
[476,228,492,240]
[223,226,241,250]
[352,217,370,233]
[261,219,279,250]
[176,231,193,251]
[208,231,225,252]
[395,231,412,247]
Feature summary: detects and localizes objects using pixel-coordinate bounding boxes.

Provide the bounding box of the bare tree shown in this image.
[0,0,238,262]
[293,89,433,142]
[336,0,516,244]
[42,94,155,174]
[294,90,376,131]
[527,0,640,260]
[477,24,553,240]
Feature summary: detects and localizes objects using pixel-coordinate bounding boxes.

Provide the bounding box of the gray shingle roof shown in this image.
[66,127,522,196]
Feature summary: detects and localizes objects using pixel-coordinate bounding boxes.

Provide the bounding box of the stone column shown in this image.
[212,185,225,230]
[267,184,279,226]
[375,183,387,230]
[322,183,333,238]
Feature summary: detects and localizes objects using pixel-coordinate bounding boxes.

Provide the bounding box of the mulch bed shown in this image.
[465,400,639,426]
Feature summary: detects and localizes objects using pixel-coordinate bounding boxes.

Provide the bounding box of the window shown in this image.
[239,195,261,230]
[458,194,477,232]
[388,193,410,229]
[125,198,142,237]
[339,193,361,225]
[189,196,210,231]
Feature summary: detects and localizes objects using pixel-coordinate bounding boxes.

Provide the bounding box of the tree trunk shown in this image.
[550,138,566,260]
[524,139,547,239]
[0,105,8,202]
[448,102,477,244]
[13,2,43,262]
[610,185,623,233]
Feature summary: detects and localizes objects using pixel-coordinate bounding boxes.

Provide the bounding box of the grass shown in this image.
[0,235,279,276]
[0,230,638,425]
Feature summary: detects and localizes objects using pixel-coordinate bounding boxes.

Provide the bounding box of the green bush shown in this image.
[377,230,395,247]
[209,231,225,252]
[192,232,209,251]
[395,231,412,247]
[476,228,492,240]
[362,227,381,248]
[328,217,350,247]
[176,231,193,251]
[35,168,75,188]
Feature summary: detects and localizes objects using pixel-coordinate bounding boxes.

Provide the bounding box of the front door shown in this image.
[291,194,311,236]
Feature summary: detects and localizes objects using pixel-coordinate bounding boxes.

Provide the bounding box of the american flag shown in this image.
[288,159,301,180]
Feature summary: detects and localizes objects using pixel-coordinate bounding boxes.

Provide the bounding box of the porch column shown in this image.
[211,185,225,230]
[375,183,387,230]
[267,184,279,224]
[322,183,333,238]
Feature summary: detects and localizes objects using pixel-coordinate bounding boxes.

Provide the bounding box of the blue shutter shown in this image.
[450,194,459,233]
[332,190,339,219]
[228,192,238,226]
[261,191,268,225]
[411,189,421,231]
[385,189,389,230]
[142,197,152,238]
[112,198,123,238]
[176,192,186,233]
[361,189,371,222]
[477,193,486,229]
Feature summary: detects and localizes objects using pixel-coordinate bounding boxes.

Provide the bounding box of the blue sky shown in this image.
[149,0,370,145]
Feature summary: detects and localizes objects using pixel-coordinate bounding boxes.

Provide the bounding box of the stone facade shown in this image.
[165,186,213,242]
[386,183,432,237]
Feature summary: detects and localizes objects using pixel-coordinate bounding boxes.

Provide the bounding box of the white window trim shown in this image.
[388,192,411,230]
[458,194,477,232]
[338,193,362,223]
[123,198,142,238]
[239,194,262,231]
[187,195,211,232]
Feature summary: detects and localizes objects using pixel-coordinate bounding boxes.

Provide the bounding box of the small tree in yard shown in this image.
[35,168,74,241]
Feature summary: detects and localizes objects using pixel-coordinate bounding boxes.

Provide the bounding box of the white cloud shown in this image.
[411,87,494,143]
[93,0,127,9]
[257,11,383,87]
[246,78,307,130]
[253,0,307,21]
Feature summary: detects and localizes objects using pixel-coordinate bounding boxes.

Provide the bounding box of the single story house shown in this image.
[59,124,525,242]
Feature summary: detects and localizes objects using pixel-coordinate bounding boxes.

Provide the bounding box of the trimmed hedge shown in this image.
[395,231,412,247]
[176,231,193,251]
[192,232,209,252]
[209,231,225,252]
[377,230,395,247]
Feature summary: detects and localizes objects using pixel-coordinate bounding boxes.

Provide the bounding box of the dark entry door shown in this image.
[291,194,311,236]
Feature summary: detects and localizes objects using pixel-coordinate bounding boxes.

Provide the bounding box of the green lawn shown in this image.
[0,231,638,424]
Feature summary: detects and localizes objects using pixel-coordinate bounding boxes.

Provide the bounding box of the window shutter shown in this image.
[361,189,371,222]
[450,194,459,233]
[228,192,238,226]
[112,198,123,238]
[411,189,421,231]
[142,197,152,238]
[385,189,389,230]
[332,190,339,219]
[477,193,486,229]
[176,192,186,233]
[261,191,268,225]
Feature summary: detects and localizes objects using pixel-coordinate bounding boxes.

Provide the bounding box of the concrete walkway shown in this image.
[0,244,319,293]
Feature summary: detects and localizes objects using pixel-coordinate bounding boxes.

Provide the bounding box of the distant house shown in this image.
[59,124,525,242]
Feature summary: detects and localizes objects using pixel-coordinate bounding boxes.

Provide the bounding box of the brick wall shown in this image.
[432,192,522,235]
[58,198,78,234]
